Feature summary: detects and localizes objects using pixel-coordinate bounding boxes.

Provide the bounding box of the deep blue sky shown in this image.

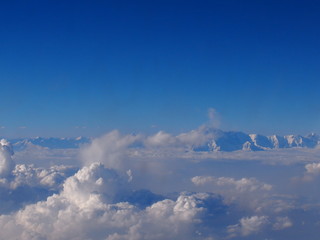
[0,0,319,137]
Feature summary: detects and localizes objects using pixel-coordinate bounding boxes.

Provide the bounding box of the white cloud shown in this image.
[177,128,211,147]
[0,126,318,239]
[0,162,223,240]
[272,216,293,230]
[80,130,140,170]
[296,162,320,182]
[11,164,75,189]
[305,163,320,175]
[13,143,79,167]
[144,131,177,147]
[192,176,272,192]
[191,175,277,214]
[0,139,15,178]
[227,215,269,237]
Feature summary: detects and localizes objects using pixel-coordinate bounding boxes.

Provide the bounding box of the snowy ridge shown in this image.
[9,136,91,151]
[4,129,320,152]
[190,127,320,152]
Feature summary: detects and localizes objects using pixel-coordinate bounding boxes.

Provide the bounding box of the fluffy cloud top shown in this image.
[0,162,225,240]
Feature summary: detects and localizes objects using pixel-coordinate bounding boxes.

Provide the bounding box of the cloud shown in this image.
[177,128,211,147]
[13,143,79,167]
[192,176,272,192]
[191,175,277,213]
[0,162,226,240]
[12,164,76,189]
[207,108,220,128]
[227,215,293,238]
[0,140,77,214]
[305,163,320,175]
[295,162,320,182]
[144,131,177,147]
[80,130,140,170]
[0,162,76,214]
[272,216,293,230]
[227,215,269,237]
[0,126,319,239]
[0,139,15,178]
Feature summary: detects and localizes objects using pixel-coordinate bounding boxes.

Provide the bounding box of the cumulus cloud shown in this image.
[11,164,76,189]
[227,215,269,237]
[0,163,76,214]
[80,130,140,170]
[191,175,277,214]
[0,139,78,214]
[0,162,226,240]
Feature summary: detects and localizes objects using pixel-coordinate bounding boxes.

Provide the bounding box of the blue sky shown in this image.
[0,0,319,137]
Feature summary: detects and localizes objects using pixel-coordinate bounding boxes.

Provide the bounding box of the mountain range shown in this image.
[191,127,320,152]
[9,136,91,151]
[6,129,320,152]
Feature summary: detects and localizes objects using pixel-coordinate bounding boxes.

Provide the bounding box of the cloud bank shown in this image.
[0,123,320,239]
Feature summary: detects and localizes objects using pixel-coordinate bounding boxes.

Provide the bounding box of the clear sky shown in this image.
[0,0,319,137]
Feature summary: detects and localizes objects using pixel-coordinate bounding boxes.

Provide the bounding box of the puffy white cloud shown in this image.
[80,130,140,170]
[227,215,269,237]
[0,162,224,240]
[0,163,76,214]
[62,162,126,206]
[11,164,76,189]
[0,140,77,214]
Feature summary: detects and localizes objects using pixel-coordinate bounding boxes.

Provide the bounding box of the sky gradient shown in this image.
[0,0,320,137]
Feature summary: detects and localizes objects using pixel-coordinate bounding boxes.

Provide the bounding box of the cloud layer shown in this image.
[0,125,320,239]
